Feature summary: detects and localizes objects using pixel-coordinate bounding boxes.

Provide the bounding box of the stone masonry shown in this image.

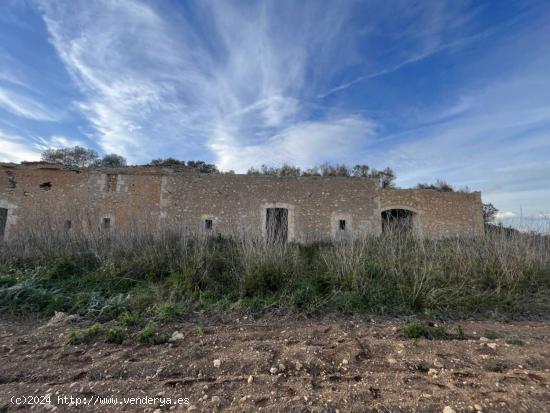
[0,162,484,241]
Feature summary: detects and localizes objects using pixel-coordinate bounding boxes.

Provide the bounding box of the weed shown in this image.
[196,325,204,337]
[155,302,178,323]
[505,336,525,346]
[137,323,156,344]
[66,323,102,345]
[136,323,169,345]
[118,311,139,327]
[402,321,451,340]
[106,326,126,344]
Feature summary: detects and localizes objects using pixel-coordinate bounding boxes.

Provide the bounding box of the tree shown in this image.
[187,160,219,174]
[41,146,99,168]
[98,153,127,168]
[371,167,396,188]
[351,164,370,178]
[415,179,454,192]
[319,163,350,177]
[149,158,184,167]
[482,203,498,224]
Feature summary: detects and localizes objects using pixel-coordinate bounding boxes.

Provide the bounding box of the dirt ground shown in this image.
[0,315,549,412]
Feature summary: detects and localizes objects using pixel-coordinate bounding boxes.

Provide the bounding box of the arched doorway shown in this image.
[381,208,414,233]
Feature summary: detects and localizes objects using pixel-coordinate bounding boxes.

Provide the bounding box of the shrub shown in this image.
[136,323,168,345]
[155,302,178,323]
[118,311,139,327]
[403,321,451,340]
[66,323,102,345]
[106,326,126,344]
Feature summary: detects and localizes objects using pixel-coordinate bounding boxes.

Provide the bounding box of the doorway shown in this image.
[0,208,7,241]
[381,208,414,233]
[266,208,288,243]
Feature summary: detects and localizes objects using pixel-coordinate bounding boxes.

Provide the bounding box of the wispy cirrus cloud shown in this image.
[0,129,41,162]
[35,0,370,168]
[0,87,58,121]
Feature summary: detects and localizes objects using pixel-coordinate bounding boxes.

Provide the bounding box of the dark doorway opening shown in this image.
[266,208,288,243]
[381,209,413,233]
[0,208,7,240]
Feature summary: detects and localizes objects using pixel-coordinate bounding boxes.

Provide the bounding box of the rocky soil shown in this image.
[0,315,549,412]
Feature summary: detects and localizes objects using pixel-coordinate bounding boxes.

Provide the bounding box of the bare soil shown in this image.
[1,316,549,412]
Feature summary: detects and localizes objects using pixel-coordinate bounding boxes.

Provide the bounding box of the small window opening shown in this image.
[39,182,52,191]
[204,219,213,230]
[339,219,346,230]
[6,171,16,189]
[102,217,111,230]
[64,220,72,230]
[106,174,118,192]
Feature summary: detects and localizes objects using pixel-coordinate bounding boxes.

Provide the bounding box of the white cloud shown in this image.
[211,116,378,172]
[0,87,57,121]
[0,130,42,162]
[495,211,516,220]
[36,0,360,165]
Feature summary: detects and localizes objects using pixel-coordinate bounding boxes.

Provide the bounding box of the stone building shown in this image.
[0,162,484,242]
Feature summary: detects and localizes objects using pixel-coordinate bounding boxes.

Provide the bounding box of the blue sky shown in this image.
[0,0,549,225]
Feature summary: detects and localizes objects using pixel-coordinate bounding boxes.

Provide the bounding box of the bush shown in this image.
[106,326,126,344]
[136,323,168,345]
[66,323,102,345]
[402,321,452,340]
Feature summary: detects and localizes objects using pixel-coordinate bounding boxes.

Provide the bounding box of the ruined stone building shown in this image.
[0,162,484,242]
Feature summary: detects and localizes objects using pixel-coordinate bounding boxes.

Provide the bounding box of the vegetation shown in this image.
[402,320,466,340]
[0,222,549,323]
[106,325,126,344]
[247,163,396,188]
[66,322,102,345]
[40,146,127,168]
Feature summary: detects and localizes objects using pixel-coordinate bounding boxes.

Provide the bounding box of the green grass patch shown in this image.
[66,323,102,345]
[106,325,126,344]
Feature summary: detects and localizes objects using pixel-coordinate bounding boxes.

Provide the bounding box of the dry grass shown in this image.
[0,219,549,320]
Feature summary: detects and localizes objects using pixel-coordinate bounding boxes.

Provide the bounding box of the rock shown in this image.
[247,375,254,384]
[270,367,278,374]
[278,363,286,371]
[295,361,303,370]
[479,337,489,342]
[239,395,250,403]
[213,359,221,368]
[153,409,162,413]
[487,343,497,350]
[443,407,456,413]
[342,358,349,365]
[169,331,184,342]
[211,396,221,404]
[387,358,397,365]
[428,368,438,376]
[187,406,197,411]
[474,404,483,411]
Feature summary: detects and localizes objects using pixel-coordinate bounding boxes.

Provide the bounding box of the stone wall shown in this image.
[380,189,484,238]
[160,174,381,242]
[0,163,484,241]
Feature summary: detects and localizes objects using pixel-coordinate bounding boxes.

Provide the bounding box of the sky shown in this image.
[0,0,549,227]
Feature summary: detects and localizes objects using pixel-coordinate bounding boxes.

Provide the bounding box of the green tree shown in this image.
[41,146,99,168]
[482,203,499,224]
[98,153,127,168]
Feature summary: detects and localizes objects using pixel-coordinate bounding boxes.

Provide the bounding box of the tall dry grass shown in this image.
[1,218,549,319]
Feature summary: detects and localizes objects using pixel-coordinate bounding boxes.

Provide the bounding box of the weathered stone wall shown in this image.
[0,163,484,241]
[0,163,164,236]
[380,189,484,238]
[160,174,381,242]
